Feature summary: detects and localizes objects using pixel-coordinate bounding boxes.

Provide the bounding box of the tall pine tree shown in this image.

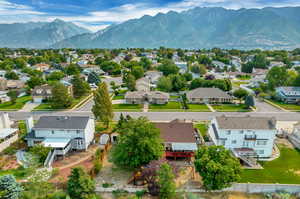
[92,82,114,128]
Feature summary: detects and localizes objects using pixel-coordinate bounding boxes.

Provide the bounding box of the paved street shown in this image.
[3,110,300,122]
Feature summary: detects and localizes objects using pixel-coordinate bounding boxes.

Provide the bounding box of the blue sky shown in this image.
[1,0,300,31]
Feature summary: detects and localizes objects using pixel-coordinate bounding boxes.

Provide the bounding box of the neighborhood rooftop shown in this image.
[33,116,90,130]
[154,120,196,143]
[216,115,276,130]
[187,87,233,99]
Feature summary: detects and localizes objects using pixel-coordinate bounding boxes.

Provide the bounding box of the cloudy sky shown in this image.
[1,0,300,31]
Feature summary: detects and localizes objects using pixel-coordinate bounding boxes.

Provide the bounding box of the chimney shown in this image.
[26,117,34,133]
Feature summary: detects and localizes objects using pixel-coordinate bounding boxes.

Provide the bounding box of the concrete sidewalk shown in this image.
[19,102,41,112]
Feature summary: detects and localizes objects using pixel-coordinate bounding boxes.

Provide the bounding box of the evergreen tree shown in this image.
[245,95,255,108]
[92,82,114,128]
[87,71,101,85]
[0,175,22,199]
[67,167,96,199]
[51,82,73,109]
[71,75,91,98]
[158,163,176,199]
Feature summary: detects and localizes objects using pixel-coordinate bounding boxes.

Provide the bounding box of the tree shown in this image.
[140,57,152,70]
[158,163,176,199]
[5,71,19,80]
[27,76,44,89]
[266,66,289,90]
[241,62,253,73]
[65,64,80,75]
[157,76,172,92]
[245,95,255,108]
[169,74,187,92]
[51,82,73,109]
[157,59,179,76]
[46,71,65,81]
[0,175,22,199]
[131,65,144,79]
[92,82,114,128]
[123,72,136,91]
[7,90,18,104]
[87,71,101,85]
[111,117,163,169]
[99,61,121,75]
[194,146,241,190]
[233,88,249,103]
[71,75,91,98]
[28,144,51,164]
[67,167,96,199]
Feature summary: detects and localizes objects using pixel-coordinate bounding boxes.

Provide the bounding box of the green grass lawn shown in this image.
[113,95,125,100]
[187,104,211,112]
[149,101,182,111]
[232,81,249,87]
[0,95,32,110]
[112,104,142,111]
[240,146,300,184]
[194,122,208,137]
[0,166,34,180]
[268,99,300,111]
[34,95,89,111]
[170,95,180,100]
[212,104,251,112]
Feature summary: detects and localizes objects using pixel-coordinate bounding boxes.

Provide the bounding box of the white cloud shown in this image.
[0,0,300,32]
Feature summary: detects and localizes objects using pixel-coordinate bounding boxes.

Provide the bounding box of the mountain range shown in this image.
[2,7,300,49]
[0,19,90,48]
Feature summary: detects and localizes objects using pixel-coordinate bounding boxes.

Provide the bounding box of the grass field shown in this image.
[268,99,300,111]
[212,104,251,112]
[240,146,300,184]
[194,122,208,137]
[188,104,211,112]
[149,101,182,111]
[0,166,34,180]
[112,104,142,111]
[112,95,125,100]
[0,95,32,110]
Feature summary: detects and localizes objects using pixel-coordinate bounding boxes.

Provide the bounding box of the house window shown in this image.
[220,140,226,145]
[258,150,264,154]
[257,140,267,145]
[51,130,54,134]
[231,140,237,144]
[239,130,243,134]
[227,130,231,135]
[76,130,80,134]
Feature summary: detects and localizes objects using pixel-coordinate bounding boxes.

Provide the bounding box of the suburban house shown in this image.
[288,122,300,149]
[32,83,73,103]
[136,77,151,92]
[6,80,25,90]
[0,113,18,153]
[275,87,300,104]
[154,119,199,160]
[33,63,50,72]
[32,84,53,103]
[186,87,233,104]
[208,115,277,164]
[125,91,169,104]
[25,115,95,167]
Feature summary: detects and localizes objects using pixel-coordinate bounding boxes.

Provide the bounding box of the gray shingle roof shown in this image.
[187,88,233,99]
[216,115,276,130]
[33,116,90,130]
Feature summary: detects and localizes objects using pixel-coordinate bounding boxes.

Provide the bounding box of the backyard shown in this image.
[112,104,142,111]
[149,101,182,111]
[0,95,32,110]
[212,104,251,112]
[240,145,300,184]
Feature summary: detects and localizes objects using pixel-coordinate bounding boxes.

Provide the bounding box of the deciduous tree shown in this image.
[158,163,176,199]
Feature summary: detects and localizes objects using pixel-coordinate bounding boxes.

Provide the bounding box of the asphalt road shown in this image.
[3,110,300,122]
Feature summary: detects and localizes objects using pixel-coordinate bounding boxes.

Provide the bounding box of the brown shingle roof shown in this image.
[216,115,276,130]
[154,120,196,143]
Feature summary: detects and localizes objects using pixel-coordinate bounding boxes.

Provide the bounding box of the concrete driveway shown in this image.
[255,98,282,112]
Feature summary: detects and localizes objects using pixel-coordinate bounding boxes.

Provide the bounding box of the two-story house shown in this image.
[0,113,18,153]
[208,115,277,160]
[25,116,95,167]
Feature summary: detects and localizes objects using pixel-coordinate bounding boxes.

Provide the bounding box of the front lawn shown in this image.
[113,95,125,100]
[149,101,182,111]
[0,166,34,180]
[34,95,89,111]
[0,95,32,110]
[187,104,211,112]
[112,104,142,111]
[194,122,208,138]
[240,146,300,184]
[268,99,300,111]
[212,104,251,112]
